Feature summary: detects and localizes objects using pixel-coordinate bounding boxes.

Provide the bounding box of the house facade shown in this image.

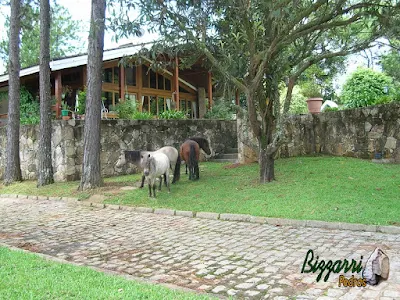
[0,44,214,121]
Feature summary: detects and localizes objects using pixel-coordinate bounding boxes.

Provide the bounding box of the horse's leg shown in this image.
[140,174,145,188]
[153,183,157,198]
[185,164,188,174]
[148,182,152,197]
[166,169,170,193]
[159,175,163,191]
[195,163,200,180]
[163,173,167,187]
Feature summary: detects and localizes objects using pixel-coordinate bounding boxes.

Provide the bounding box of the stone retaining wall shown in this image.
[0,119,237,181]
[238,103,400,163]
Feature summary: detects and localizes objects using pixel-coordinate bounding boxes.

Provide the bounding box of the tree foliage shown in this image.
[341,68,394,108]
[0,1,84,70]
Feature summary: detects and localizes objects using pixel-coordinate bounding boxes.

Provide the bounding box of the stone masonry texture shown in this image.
[0,197,399,299]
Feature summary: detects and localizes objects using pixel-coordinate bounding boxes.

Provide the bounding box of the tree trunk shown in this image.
[37,0,54,187]
[4,0,22,185]
[259,147,275,183]
[79,0,106,190]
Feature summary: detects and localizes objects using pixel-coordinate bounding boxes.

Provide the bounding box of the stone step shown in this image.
[226,147,238,154]
[216,153,238,159]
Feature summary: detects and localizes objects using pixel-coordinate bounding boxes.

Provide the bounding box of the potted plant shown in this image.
[61,101,70,120]
[75,88,86,120]
[301,82,323,114]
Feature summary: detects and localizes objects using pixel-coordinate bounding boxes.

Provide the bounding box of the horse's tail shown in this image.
[173,154,181,183]
[189,143,197,168]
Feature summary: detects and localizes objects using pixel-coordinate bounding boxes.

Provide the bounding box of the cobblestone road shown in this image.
[0,197,399,299]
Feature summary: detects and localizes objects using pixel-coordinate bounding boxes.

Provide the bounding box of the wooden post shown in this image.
[82,66,87,87]
[208,71,213,109]
[235,89,240,105]
[137,63,142,112]
[174,56,180,111]
[119,65,125,101]
[55,71,62,118]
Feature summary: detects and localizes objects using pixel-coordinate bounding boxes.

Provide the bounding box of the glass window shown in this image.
[157,74,164,90]
[113,67,119,84]
[126,66,136,86]
[142,65,149,88]
[166,98,171,111]
[142,96,149,112]
[104,68,112,83]
[150,96,157,115]
[165,78,171,90]
[150,69,157,89]
[102,91,113,109]
[180,99,186,111]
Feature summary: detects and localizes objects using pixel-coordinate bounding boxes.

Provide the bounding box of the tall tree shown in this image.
[0,2,84,70]
[79,0,106,190]
[119,0,399,183]
[37,0,53,187]
[4,0,22,185]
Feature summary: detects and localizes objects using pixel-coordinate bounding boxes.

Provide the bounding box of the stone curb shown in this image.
[2,194,400,234]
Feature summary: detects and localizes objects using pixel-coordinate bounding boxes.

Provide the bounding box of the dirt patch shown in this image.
[17,242,41,253]
[388,221,400,226]
[87,194,108,203]
[223,162,254,169]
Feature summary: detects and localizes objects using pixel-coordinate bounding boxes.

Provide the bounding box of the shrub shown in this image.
[20,86,40,125]
[323,107,339,112]
[76,88,86,115]
[159,110,187,119]
[204,99,237,120]
[132,111,153,120]
[341,68,394,108]
[115,101,137,119]
[300,81,323,98]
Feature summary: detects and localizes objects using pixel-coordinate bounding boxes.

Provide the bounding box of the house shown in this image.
[0,43,215,122]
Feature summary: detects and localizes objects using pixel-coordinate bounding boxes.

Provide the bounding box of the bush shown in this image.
[341,68,394,108]
[76,88,86,115]
[20,86,40,125]
[132,111,153,120]
[300,81,323,98]
[159,110,187,119]
[115,100,136,119]
[323,107,339,112]
[204,99,237,120]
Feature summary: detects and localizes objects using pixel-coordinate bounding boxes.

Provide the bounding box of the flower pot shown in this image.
[61,109,69,117]
[62,115,70,120]
[306,98,323,114]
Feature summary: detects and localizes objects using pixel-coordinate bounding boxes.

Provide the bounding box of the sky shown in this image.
[0,1,388,95]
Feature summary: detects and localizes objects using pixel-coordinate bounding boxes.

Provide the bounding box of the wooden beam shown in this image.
[119,64,125,102]
[137,63,142,112]
[208,71,213,109]
[174,56,180,111]
[55,71,62,118]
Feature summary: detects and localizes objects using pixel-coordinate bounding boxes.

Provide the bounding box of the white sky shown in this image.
[0,1,388,95]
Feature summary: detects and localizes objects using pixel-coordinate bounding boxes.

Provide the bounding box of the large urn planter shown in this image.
[306,97,323,114]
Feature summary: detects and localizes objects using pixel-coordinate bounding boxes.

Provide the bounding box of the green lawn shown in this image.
[1,156,399,225]
[0,246,212,300]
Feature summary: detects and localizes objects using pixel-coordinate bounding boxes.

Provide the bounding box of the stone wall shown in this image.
[238,103,400,163]
[0,119,237,181]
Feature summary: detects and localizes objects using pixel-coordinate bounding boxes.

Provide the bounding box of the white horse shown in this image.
[116,146,181,187]
[142,153,170,198]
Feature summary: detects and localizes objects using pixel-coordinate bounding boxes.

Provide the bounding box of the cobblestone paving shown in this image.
[0,197,399,299]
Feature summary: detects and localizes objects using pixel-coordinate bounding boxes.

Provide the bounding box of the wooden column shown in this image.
[208,71,213,109]
[119,65,125,101]
[137,64,142,111]
[82,66,87,87]
[55,71,62,118]
[174,56,180,111]
[235,89,240,105]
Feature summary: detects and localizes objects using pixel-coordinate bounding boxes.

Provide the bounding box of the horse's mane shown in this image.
[188,137,210,153]
[124,150,141,164]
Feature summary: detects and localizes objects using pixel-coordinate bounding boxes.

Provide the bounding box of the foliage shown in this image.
[300,81,323,98]
[204,99,237,120]
[380,44,400,84]
[115,100,136,119]
[76,89,86,115]
[159,110,187,119]
[61,101,69,110]
[281,86,308,114]
[132,111,153,119]
[0,2,84,70]
[341,68,394,108]
[20,87,40,125]
[323,107,339,112]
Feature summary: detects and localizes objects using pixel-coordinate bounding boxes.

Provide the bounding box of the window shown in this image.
[150,69,157,89]
[142,65,149,88]
[126,66,136,86]
[158,97,165,114]
[165,78,171,90]
[180,99,186,111]
[157,74,164,90]
[113,67,119,84]
[104,68,113,83]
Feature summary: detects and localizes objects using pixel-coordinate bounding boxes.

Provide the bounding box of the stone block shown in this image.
[154,208,175,216]
[196,212,220,220]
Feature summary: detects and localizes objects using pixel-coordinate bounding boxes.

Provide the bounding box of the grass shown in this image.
[0,246,212,299]
[1,156,399,225]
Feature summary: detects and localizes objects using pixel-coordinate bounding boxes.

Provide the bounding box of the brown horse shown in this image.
[180,140,200,180]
